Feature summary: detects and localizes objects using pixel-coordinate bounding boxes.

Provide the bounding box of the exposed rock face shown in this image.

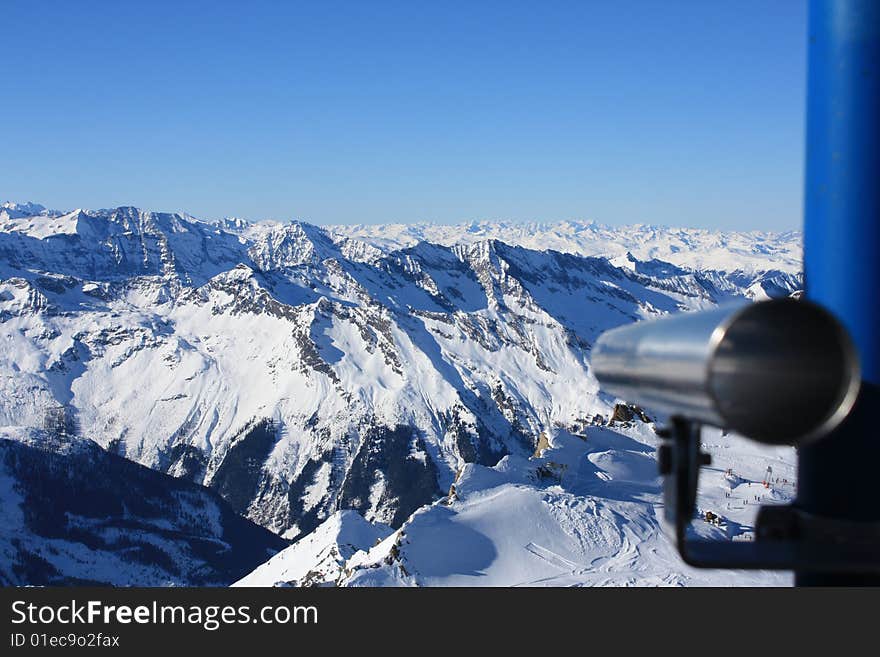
[205,418,279,515]
[338,425,442,530]
[610,403,652,425]
[0,205,801,540]
[532,431,551,457]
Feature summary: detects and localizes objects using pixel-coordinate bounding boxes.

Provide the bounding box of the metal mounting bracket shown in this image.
[660,417,880,572]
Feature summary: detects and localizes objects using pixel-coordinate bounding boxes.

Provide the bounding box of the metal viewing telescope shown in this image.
[591,0,880,584]
[592,298,861,447]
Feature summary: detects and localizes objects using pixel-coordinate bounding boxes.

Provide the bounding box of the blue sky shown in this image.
[1,1,806,230]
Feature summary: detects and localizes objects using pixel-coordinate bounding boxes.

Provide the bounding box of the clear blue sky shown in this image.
[1,1,806,230]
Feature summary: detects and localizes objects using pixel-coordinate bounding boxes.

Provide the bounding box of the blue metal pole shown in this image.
[799,0,880,585]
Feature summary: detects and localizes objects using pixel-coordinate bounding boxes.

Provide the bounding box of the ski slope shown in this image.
[240,420,795,587]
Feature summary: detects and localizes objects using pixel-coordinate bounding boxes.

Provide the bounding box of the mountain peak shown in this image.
[1,201,50,217]
[234,510,393,587]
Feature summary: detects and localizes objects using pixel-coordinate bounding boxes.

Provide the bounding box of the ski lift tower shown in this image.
[797,0,880,586]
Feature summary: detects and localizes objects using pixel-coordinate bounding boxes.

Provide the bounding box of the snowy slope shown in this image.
[233,510,392,587]
[244,418,793,587]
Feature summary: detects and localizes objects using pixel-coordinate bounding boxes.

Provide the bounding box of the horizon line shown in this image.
[1,200,803,235]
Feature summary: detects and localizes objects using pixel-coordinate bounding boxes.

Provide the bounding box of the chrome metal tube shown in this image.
[591,298,861,445]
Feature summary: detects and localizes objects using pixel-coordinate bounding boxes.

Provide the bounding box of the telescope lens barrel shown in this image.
[591,299,860,445]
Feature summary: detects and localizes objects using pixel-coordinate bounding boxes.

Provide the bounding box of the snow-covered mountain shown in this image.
[320,424,794,587]
[0,202,52,220]
[329,220,801,276]
[232,419,796,587]
[0,202,802,586]
[0,426,286,586]
[234,510,393,587]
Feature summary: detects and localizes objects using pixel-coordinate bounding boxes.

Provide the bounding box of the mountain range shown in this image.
[0,201,801,586]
